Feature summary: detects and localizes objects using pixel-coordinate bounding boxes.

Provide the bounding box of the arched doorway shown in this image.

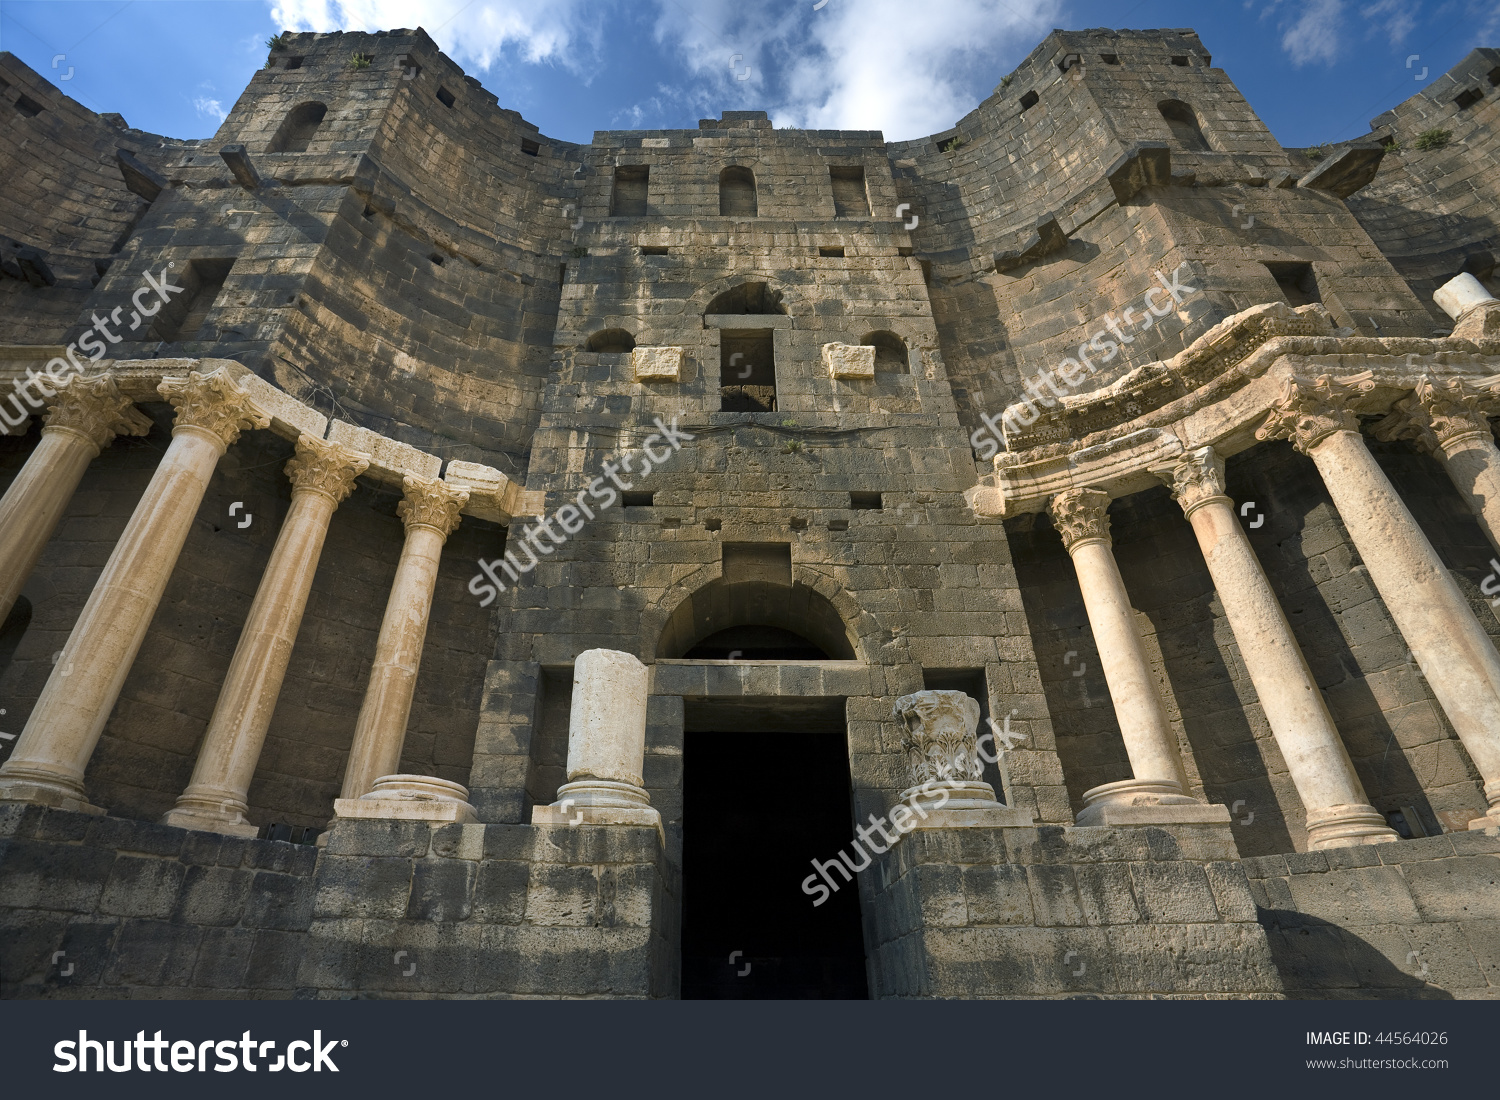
[661,566,869,998]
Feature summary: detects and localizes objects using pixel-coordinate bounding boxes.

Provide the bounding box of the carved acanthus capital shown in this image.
[1255,373,1373,455]
[1159,446,1228,515]
[1049,487,1112,549]
[397,474,469,540]
[894,690,985,788]
[1372,378,1494,455]
[43,375,152,452]
[285,435,370,504]
[158,370,270,449]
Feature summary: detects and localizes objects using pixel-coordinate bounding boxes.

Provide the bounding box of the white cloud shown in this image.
[267,0,603,73]
[1280,0,1346,66]
[194,95,228,122]
[653,0,1061,140]
[1359,0,1416,45]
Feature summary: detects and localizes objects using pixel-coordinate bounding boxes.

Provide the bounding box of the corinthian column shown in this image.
[1160,448,1397,848]
[162,435,369,836]
[0,370,268,812]
[1259,373,1500,829]
[1048,488,1226,826]
[1373,378,1500,558]
[337,474,469,803]
[0,376,151,625]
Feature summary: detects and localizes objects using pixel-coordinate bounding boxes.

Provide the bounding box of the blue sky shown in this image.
[2,0,1498,147]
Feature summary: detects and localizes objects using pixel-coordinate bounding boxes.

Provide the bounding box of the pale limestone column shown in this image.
[1374,378,1500,557]
[1259,373,1500,829]
[337,474,469,802]
[1160,448,1397,848]
[161,435,370,836]
[0,376,151,625]
[1048,488,1226,826]
[0,370,268,812]
[532,649,662,834]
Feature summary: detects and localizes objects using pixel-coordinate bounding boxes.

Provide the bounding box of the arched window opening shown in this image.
[719,166,757,217]
[705,281,785,315]
[1158,100,1211,152]
[270,101,327,153]
[860,330,909,373]
[586,328,636,353]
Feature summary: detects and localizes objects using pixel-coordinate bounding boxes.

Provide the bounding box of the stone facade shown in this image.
[2,27,1500,998]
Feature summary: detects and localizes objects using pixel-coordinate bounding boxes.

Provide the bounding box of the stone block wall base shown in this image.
[159,806,260,838]
[903,804,1035,830]
[0,786,105,816]
[331,796,478,826]
[531,802,664,845]
[1077,801,1232,827]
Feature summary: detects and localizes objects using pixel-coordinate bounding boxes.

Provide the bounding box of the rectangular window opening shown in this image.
[611,165,650,217]
[621,491,655,508]
[521,138,541,156]
[149,258,235,342]
[436,86,455,108]
[14,94,43,118]
[720,329,776,412]
[849,492,883,510]
[829,166,870,218]
[1264,261,1321,308]
[641,245,669,256]
[1100,53,1119,64]
[284,56,304,70]
[818,246,845,258]
[1019,90,1039,112]
[558,262,567,285]
[898,246,913,257]
[1171,55,1190,66]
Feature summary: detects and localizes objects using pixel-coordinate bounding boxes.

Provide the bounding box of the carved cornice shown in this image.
[158,370,270,448]
[1255,372,1374,455]
[1160,446,1228,516]
[398,474,469,540]
[42,375,152,452]
[285,435,370,504]
[1048,487,1112,549]
[893,690,984,788]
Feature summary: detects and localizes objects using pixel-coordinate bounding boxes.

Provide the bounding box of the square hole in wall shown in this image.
[705,518,722,532]
[641,245,669,256]
[1171,55,1190,66]
[521,138,540,156]
[621,491,655,507]
[284,56,305,70]
[436,86,455,108]
[789,517,808,532]
[1019,90,1039,111]
[827,519,849,532]
[1264,261,1321,307]
[850,492,883,510]
[149,258,235,342]
[1455,87,1484,110]
[1100,53,1119,64]
[898,246,913,257]
[14,94,43,117]
[819,246,845,258]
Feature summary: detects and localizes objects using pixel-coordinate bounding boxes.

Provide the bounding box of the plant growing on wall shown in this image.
[1415,128,1452,151]
[349,52,373,70]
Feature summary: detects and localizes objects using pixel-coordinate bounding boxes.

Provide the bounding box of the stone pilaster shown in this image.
[0,370,268,812]
[1259,374,1500,829]
[0,376,151,626]
[1047,488,1225,826]
[336,475,470,807]
[163,435,370,836]
[1159,447,1396,848]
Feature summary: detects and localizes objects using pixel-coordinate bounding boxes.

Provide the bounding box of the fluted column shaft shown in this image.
[1049,489,1189,796]
[338,475,468,801]
[0,371,267,811]
[1162,448,1397,848]
[1262,374,1500,822]
[0,377,150,625]
[162,436,369,836]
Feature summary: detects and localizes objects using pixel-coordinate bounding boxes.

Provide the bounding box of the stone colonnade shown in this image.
[0,367,479,831]
[1044,364,1500,844]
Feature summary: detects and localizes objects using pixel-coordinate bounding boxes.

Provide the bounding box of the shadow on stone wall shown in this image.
[1257,909,1454,999]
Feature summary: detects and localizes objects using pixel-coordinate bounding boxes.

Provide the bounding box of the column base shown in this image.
[0,770,104,815]
[160,803,259,838]
[331,774,478,827]
[1305,804,1400,849]
[1076,777,1229,827]
[893,780,1035,829]
[531,779,663,843]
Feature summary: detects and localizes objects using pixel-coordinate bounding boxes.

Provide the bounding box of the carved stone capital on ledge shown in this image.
[892,689,1003,813]
[397,474,469,540]
[285,434,370,504]
[1255,372,1373,455]
[1373,377,1494,455]
[1048,487,1112,549]
[43,375,152,453]
[158,370,270,449]
[1160,446,1228,516]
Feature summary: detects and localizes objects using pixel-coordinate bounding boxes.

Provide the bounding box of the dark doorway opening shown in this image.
[681,698,868,998]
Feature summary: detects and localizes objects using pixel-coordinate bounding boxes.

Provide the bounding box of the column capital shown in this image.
[158,370,269,449]
[1049,487,1112,550]
[285,435,370,504]
[1256,372,1374,455]
[43,375,152,453]
[397,474,469,540]
[1158,446,1228,516]
[894,690,985,787]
